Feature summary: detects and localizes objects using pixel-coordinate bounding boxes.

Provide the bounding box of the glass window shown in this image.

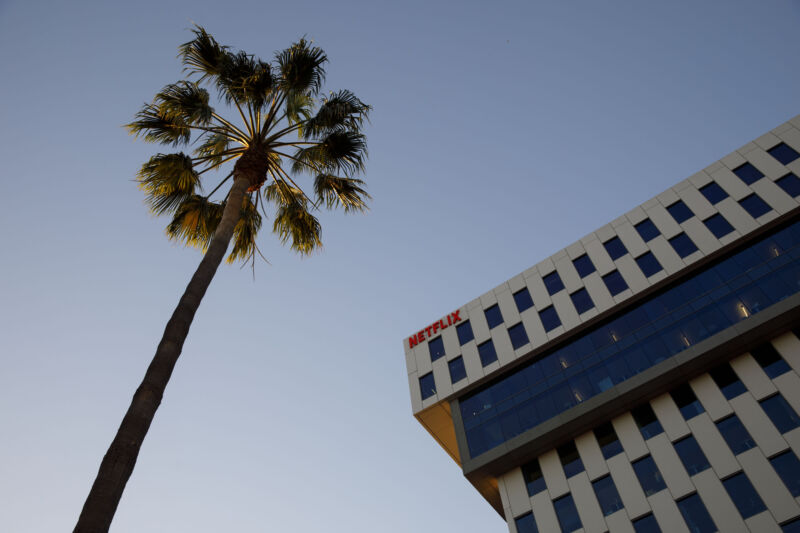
[768,142,800,165]
[553,494,583,533]
[539,305,561,332]
[448,356,467,384]
[632,404,663,439]
[671,384,704,419]
[593,475,623,517]
[428,336,445,362]
[699,182,728,204]
[573,254,596,277]
[674,436,710,475]
[603,270,629,296]
[508,323,530,350]
[558,441,584,478]
[670,233,699,258]
[570,288,594,314]
[633,514,662,533]
[677,493,717,533]
[604,236,628,260]
[733,162,765,185]
[477,340,498,367]
[739,193,772,219]
[704,213,735,239]
[515,512,539,533]
[457,320,474,345]
[751,343,791,378]
[776,173,800,198]
[636,252,663,277]
[522,458,547,497]
[667,200,694,224]
[717,415,756,454]
[636,219,661,242]
[783,517,800,533]
[419,372,436,400]
[709,363,746,399]
[514,288,534,313]
[761,394,800,433]
[633,456,667,496]
[723,472,766,519]
[770,450,800,497]
[484,304,503,329]
[595,422,624,459]
[543,271,565,295]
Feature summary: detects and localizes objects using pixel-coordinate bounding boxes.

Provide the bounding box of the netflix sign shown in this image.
[408,310,462,349]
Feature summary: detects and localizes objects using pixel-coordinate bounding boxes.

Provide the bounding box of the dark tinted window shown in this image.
[783,517,800,533]
[717,415,756,454]
[543,271,565,295]
[667,200,694,223]
[553,494,582,533]
[419,372,436,400]
[508,323,530,350]
[558,441,584,478]
[633,456,667,496]
[733,162,765,185]
[739,193,772,219]
[602,270,628,296]
[448,356,467,383]
[674,436,710,475]
[776,173,800,198]
[428,336,445,362]
[761,394,800,433]
[595,422,624,459]
[604,236,627,260]
[514,288,534,312]
[539,305,561,332]
[671,384,704,419]
[632,404,663,439]
[570,288,594,314]
[515,512,539,533]
[633,514,662,533]
[477,340,498,366]
[704,213,735,239]
[636,252,663,277]
[677,493,717,533]
[723,472,766,519]
[699,182,728,204]
[522,459,547,497]
[456,320,474,345]
[593,475,623,517]
[768,142,800,165]
[751,343,791,378]
[709,363,746,399]
[636,219,661,242]
[670,233,699,258]
[484,304,503,329]
[573,254,596,278]
[770,450,800,497]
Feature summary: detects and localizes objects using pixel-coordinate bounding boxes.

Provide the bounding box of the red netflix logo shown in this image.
[408,311,462,349]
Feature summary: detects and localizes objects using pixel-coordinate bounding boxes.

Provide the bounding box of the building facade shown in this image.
[404,115,800,533]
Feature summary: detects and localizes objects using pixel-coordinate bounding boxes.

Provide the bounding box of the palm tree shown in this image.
[74,26,370,532]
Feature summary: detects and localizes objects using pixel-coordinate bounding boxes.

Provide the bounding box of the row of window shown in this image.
[514,355,800,532]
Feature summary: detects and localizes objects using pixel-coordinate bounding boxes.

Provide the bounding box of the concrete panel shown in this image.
[583,273,615,314]
[615,255,649,295]
[647,235,684,276]
[738,447,800,523]
[431,358,453,399]
[531,492,560,533]
[605,510,635,533]
[461,342,484,384]
[744,512,781,533]
[688,170,713,189]
[716,198,758,235]
[496,288,521,327]
[612,412,648,461]
[508,274,527,293]
[647,434,694,499]
[646,203,682,238]
[585,237,616,275]
[754,132,782,151]
[540,449,569,499]
[650,393,691,441]
[555,256,583,294]
[746,148,790,179]
[687,413,740,478]
[677,185,716,221]
[527,274,552,310]
[520,307,547,351]
[773,332,800,374]
[752,178,798,215]
[721,150,747,170]
[657,187,681,206]
[692,469,748,533]
[648,490,691,533]
[568,472,607,533]
[503,468,533,517]
[778,125,800,152]
[730,393,788,457]
[689,374,733,421]
[730,353,777,400]
[490,327,516,366]
[615,222,648,258]
[552,291,581,332]
[710,167,752,201]
[575,430,609,481]
[774,372,800,417]
[680,217,720,255]
[607,454,651,519]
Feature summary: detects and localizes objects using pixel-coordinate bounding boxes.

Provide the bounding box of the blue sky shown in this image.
[1,1,800,531]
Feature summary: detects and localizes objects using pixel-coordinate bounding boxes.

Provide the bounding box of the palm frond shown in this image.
[215,51,275,110]
[286,91,313,127]
[313,174,370,212]
[276,38,327,96]
[264,179,306,206]
[179,25,230,81]
[127,103,191,146]
[137,153,201,215]
[273,201,322,255]
[195,132,233,165]
[226,194,262,263]
[292,131,367,175]
[153,81,213,125]
[166,195,223,250]
[302,90,370,139]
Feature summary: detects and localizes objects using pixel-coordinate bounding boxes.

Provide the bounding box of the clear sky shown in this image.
[1,1,800,532]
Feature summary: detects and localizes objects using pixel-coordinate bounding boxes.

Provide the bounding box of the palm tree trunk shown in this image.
[74,175,250,533]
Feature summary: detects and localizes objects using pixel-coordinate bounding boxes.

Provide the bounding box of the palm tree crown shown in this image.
[128,26,371,261]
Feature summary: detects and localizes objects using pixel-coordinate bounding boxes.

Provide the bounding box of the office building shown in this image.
[404,115,800,532]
